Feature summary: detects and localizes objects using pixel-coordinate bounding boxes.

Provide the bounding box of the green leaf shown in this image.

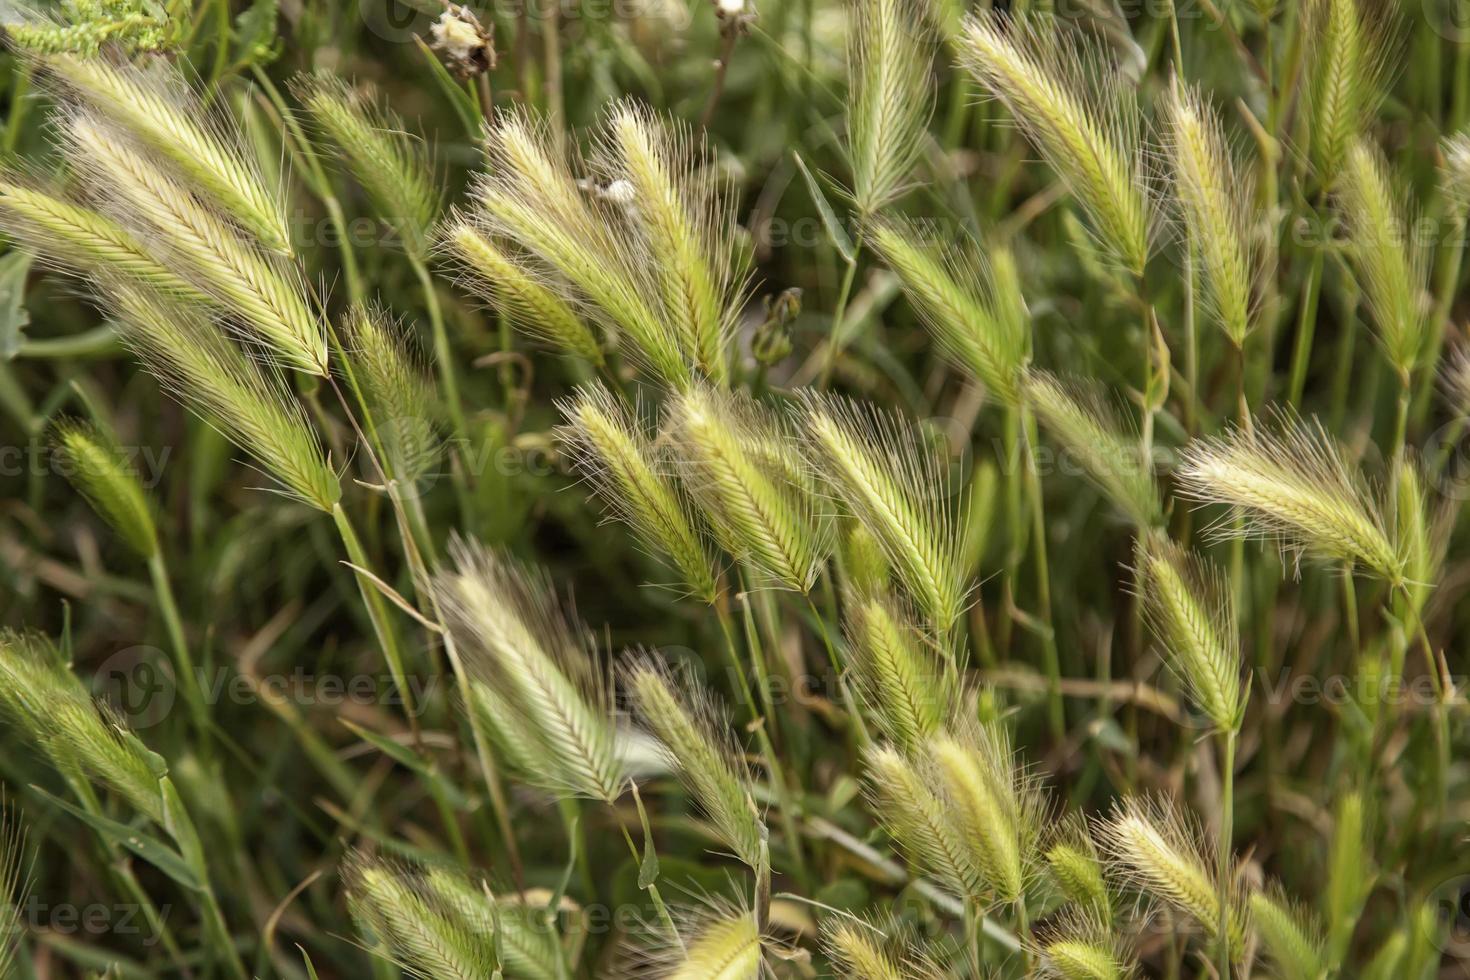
[341,719,471,809]
[793,152,855,264]
[233,0,282,67]
[638,832,659,889]
[0,251,33,360]
[32,786,202,891]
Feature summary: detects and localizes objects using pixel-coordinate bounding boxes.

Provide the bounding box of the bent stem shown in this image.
[1020,405,1064,740]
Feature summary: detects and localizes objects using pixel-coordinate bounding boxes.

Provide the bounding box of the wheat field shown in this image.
[0,0,1466,976]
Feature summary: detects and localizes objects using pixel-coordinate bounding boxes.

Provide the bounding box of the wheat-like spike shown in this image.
[108,286,340,512]
[624,655,765,869]
[957,12,1151,274]
[922,721,1032,904]
[434,539,627,802]
[1307,0,1391,187]
[1034,911,1133,980]
[66,114,328,376]
[52,418,159,558]
[0,178,207,300]
[1132,531,1245,733]
[1162,81,1255,347]
[292,73,438,257]
[1022,370,1160,527]
[343,304,442,484]
[846,0,932,215]
[1175,410,1402,580]
[1324,790,1370,954]
[799,393,965,630]
[40,53,292,253]
[1101,796,1245,959]
[0,632,165,824]
[1045,815,1113,923]
[863,744,982,898]
[657,910,761,980]
[1337,138,1427,376]
[557,384,719,601]
[822,917,947,980]
[343,854,500,980]
[438,218,604,365]
[668,385,828,592]
[843,591,951,752]
[868,219,1027,404]
[422,873,561,980]
[1250,889,1327,980]
[472,111,690,387]
[601,102,739,382]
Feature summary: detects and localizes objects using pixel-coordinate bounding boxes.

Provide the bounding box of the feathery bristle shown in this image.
[66,114,328,376]
[822,917,946,980]
[1045,815,1112,923]
[957,12,1152,273]
[799,393,965,630]
[439,219,604,365]
[659,909,761,980]
[293,73,439,256]
[922,721,1032,903]
[108,286,341,512]
[1035,912,1133,980]
[1250,889,1327,980]
[0,631,165,824]
[624,655,765,869]
[843,591,951,752]
[1133,531,1244,732]
[470,110,692,387]
[1307,0,1391,186]
[434,538,627,802]
[1162,82,1256,347]
[1440,132,1470,220]
[1102,797,1244,958]
[863,744,982,898]
[52,418,159,558]
[846,0,932,215]
[40,53,292,254]
[1337,137,1427,375]
[1022,370,1160,527]
[869,219,1028,404]
[343,304,442,484]
[601,102,741,382]
[0,178,206,300]
[1175,411,1402,580]
[557,383,719,601]
[668,385,828,593]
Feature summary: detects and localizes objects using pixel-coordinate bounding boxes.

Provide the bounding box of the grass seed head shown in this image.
[293,73,439,257]
[1176,410,1402,580]
[863,743,982,898]
[1250,889,1327,980]
[52,417,160,558]
[343,304,443,484]
[1307,0,1393,187]
[1045,815,1112,923]
[1133,531,1245,733]
[846,0,933,215]
[40,53,293,254]
[557,384,720,602]
[957,12,1152,274]
[843,590,952,752]
[434,539,628,802]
